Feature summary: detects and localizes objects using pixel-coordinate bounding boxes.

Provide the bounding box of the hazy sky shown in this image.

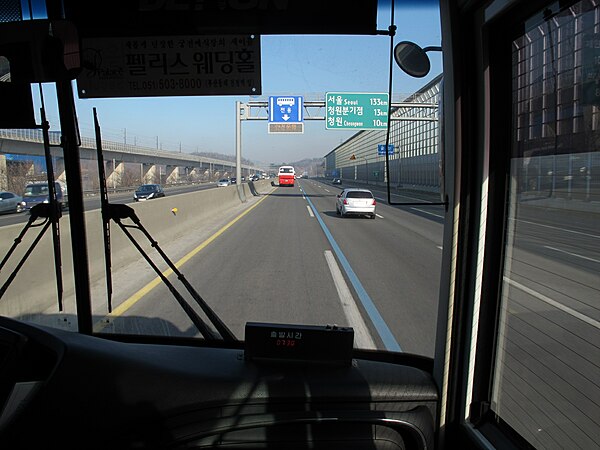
[31,2,441,166]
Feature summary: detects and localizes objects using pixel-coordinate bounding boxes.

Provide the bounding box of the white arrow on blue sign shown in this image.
[378,144,394,155]
[269,96,304,123]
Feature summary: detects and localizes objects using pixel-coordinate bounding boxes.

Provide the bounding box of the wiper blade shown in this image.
[40,108,64,311]
[94,108,113,313]
[94,109,236,342]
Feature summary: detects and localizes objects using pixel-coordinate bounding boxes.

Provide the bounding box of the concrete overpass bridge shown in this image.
[0,128,263,190]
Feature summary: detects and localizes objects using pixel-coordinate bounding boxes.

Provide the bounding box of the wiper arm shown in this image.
[109,206,219,340]
[94,109,235,342]
[107,204,235,341]
[0,106,64,310]
[94,108,113,313]
[40,108,64,311]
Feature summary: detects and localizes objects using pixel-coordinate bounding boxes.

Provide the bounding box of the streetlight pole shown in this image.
[350,154,368,185]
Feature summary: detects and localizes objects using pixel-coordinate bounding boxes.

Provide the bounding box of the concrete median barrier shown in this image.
[0,180,271,318]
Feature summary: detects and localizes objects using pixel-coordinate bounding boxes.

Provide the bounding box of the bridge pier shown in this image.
[55,157,67,183]
[143,164,158,184]
[166,165,180,184]
[186,166,195,182]
[106,160,125,189]
[203,167,211,181]
[204,163,216,181]
[0,155,7,190]
[187,166,204,183]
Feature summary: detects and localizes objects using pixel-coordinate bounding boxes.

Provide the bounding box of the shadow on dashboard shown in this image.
[0,316,437,449]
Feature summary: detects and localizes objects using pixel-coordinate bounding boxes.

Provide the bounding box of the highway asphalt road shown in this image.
[94,178,445,357]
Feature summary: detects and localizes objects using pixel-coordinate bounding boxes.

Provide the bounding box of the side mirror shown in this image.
[393,41,431,78]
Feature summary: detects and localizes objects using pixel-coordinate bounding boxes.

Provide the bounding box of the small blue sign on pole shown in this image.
[268,96,304,133]
[377,144,394,155]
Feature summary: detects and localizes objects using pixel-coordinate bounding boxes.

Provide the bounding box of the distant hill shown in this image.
[189,152,324,177]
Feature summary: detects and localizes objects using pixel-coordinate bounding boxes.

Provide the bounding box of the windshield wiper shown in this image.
[41,107,64,311]
[94,108,236,342]
[0,106,64,310]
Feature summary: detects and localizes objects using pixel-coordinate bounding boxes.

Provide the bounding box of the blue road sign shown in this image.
[377,144,394,155]
[268,96,304,134]
[269,96,304,123]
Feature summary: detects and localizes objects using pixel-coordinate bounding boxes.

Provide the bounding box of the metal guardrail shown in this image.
[0,128,262,171]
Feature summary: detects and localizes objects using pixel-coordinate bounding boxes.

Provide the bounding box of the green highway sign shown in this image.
[325,92,389,130]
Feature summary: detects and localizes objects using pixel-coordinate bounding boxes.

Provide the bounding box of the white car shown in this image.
[217,178,231,187]
[335,188,376,219]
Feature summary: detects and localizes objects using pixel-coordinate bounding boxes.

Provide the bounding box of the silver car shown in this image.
[0,191,23,214]
[335,188,376,219]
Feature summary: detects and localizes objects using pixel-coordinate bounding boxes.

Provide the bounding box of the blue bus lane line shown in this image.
[299,185,402,352]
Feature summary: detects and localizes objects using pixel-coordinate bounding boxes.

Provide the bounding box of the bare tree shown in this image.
[7,160,34,195]
[120,166,142,189]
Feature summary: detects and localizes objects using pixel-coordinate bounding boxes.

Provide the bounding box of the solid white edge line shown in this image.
[324,250,377,349]
[375,214,384,219]
[306,205,314,217]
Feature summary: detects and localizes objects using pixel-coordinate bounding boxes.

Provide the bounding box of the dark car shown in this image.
[21,181,68,211]
[133,184,165,201]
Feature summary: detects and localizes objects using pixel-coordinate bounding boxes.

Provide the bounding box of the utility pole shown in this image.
[235,101,246,202]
